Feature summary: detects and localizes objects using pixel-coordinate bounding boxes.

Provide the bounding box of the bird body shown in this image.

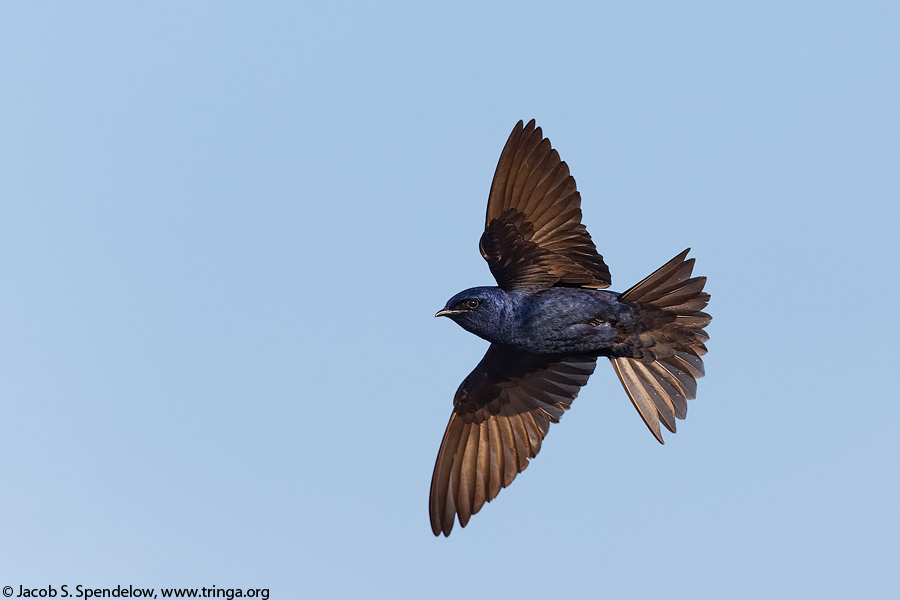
[430,120,712,536]
[439,286,627,355]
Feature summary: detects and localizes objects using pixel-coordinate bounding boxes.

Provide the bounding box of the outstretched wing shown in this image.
[480,119,611,291]
[429,345,597,536]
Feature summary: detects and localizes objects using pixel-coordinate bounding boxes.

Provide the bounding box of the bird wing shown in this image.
[480,119,611,291]
[429,345,597,536]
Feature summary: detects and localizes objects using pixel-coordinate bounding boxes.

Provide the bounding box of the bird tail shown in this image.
[611,249,711,443]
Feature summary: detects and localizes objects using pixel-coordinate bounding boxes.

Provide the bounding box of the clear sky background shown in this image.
[2,2,898,598]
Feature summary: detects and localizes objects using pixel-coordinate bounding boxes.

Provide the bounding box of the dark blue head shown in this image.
[435,286,507,342]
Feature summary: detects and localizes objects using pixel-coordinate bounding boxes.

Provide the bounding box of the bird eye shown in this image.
[466,298,480,309]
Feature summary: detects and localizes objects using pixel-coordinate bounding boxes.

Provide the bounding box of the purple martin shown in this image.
[431,120,712,536]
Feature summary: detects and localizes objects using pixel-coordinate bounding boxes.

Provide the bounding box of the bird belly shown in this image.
[503,305,624,355]
[478,288,633,355]
[504,321,616,355]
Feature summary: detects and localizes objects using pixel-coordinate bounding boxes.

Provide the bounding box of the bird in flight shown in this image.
[431,120,711,536]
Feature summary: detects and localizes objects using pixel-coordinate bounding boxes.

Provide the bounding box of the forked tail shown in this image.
[612,249,711,443]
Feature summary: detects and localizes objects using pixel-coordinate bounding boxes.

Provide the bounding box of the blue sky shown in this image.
[1,2,898,598]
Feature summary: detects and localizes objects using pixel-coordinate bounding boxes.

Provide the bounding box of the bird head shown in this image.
[435,286,506,341]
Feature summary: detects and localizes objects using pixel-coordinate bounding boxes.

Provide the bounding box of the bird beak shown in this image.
[435,308,461,318]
